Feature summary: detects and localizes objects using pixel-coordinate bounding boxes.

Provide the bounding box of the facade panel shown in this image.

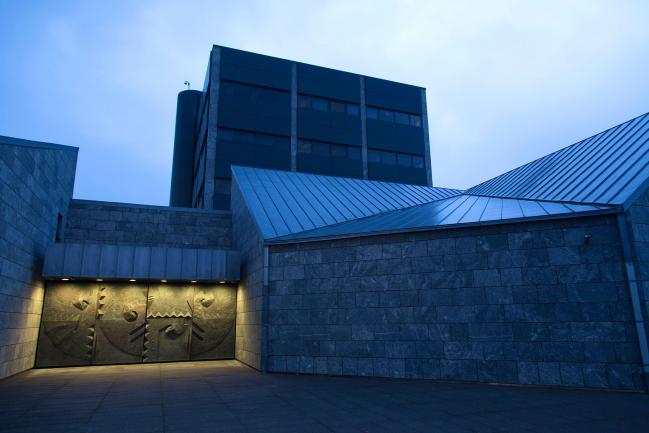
[220,47,292,90]
[364,76,423,113]
[297,63,360,102]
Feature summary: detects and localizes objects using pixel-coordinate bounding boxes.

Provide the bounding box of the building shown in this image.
[1,48,648,393]
[169,45,433,210]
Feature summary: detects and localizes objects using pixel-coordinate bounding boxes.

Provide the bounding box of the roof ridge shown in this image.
[267,194,462,242]
[462,193,618,209]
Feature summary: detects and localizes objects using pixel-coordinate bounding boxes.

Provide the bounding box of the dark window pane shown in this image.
[236,131,254,143]
[381,151,396,164]
[368,150,380,162]
[410,114,422,127]
[380,110,394,122]
[312,142,329,156]
[298,141,311,154]
[219,129,234,141]
[346,104,359,116]
[312,98,328,111]
[255,134,273,146]
[330,101,345,113]
[413,156,424,168]
[366,107,378,120]
[397,153,412,167]
[395,112,409,125]
[274,136,289,149]
[348,147,361,160]
[298,95,310,108]
[331,144,346,157]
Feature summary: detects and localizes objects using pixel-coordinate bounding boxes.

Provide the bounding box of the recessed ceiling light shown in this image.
[61,278,69,281]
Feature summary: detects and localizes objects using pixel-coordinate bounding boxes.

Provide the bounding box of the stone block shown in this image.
[356,245,382,261]
[583,342,617,362]
[402,241,428,258]
[327,357,342,375]
[342,357,357,375]
[582,363,607,388]
[607,363,635,389]
[427,238,455,255]
[357,358,374,376]
[559,363,584,387]
[547,247,581,265]
[385,341,416,358]
[485,286,513,304]
[538,362,562,385]
[478,360,517,383]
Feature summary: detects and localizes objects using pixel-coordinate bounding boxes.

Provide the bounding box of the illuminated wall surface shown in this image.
[35,282,236,366]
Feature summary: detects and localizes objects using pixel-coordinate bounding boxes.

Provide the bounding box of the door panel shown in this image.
[143,284,194,363]
[191,285,236,360]
[93,283,148,365]
[35,282,98,367]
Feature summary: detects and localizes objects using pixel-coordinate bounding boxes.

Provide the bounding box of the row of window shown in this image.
[368,149,425,168]
[298,140,361,160]
[298,95,360,116]
[367,107,422,127]
[219,128,289,147]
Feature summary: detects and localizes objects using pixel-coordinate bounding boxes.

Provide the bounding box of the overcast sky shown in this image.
[1,1,648,205]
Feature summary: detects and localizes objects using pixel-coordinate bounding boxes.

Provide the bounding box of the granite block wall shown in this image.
[626,187,649,351]
[64,199,232,249]
[0,138,77,379]
[231,178,265,369]
[267,214,646,390]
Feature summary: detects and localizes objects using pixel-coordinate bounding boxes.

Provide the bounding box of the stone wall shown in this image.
[64,199,232,249]
[267,214,646,391]
[0,138,77,379]
[626,187,649,358]
[231,178,265,369]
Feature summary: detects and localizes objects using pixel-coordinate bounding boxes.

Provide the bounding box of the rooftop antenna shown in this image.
[184,81,190,90]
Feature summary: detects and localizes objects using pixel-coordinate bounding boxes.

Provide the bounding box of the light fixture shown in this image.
[190,280,197,284]
[129,279,136,282]
[61,278,69,281]
[96,278,103,282]
[161,279,167,283]
[219,281,225,284]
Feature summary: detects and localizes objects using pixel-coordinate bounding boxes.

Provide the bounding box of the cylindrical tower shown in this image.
[169,89,202,207]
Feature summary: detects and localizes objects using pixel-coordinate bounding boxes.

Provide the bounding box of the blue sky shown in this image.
[1,0,648,205]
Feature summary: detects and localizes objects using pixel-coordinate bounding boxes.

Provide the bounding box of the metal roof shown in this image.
[467,111,649,208]
[270,194,615,243]
[231,165,462,240]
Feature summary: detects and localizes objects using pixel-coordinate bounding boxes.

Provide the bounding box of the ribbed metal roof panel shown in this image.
[231,166,462,239]
[272,194,614,243]
[467,112,649,206]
